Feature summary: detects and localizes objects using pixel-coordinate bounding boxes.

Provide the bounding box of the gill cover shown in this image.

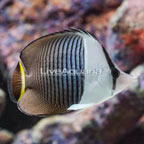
[8,61,26,102]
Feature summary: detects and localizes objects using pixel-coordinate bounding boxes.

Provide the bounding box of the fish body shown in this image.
[8,28,136,116]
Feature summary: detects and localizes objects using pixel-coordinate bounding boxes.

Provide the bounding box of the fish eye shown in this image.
[111,67,120,79]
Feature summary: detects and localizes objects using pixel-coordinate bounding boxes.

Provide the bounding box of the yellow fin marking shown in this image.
[18,62,25,101]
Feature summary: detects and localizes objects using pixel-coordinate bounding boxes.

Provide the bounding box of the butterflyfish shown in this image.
[8,28,137,116]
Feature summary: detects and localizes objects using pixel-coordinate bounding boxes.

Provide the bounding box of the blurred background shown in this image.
[0,0,144,144]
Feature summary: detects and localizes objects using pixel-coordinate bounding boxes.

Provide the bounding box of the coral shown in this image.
[0,129,14,144]
[106,0,144,72]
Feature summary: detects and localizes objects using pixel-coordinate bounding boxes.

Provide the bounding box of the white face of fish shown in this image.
[113,71,137,95]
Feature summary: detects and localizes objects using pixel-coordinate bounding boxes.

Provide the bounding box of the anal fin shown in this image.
[68,103,95,110]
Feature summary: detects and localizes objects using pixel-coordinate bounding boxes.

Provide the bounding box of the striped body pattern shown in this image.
[34,33,85,111]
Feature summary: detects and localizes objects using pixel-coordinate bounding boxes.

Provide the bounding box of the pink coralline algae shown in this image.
[106,0,144,72]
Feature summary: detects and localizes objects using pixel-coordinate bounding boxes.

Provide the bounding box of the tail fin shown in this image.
[8,61,26,103]
[114,71,137,95]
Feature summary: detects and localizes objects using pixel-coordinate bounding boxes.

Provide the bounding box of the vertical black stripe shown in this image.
[65,35,74,107]
[75,37,82,102]
[58,36,68,108]
[74,37,80,103]
[51,37,61,105]
[55,36,67,107]
[36,47,41,98]
[77,38,83,101]
[62,35,73,107]
[70,36,79,104]
[35,49,39,90]
[66,36,76,106]
[60,36,70,108]
[42,41,47,101]
[49,37,60,105]
[44,38,55,102]
[80,38,85,97]
[39,43,46,101]
[47,37,58,104]
[52,36,65,106]
[43,39,50,102]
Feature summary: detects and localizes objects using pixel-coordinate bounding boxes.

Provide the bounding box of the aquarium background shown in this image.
[0,0,144,144]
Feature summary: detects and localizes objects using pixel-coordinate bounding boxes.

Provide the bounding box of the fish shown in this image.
[8,28,137,116]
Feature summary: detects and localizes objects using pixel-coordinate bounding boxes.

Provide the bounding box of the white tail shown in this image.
[114,71,138,95]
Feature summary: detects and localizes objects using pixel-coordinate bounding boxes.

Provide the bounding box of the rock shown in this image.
[0,89,5,117]
[116,126,144,144]
[106,0,144,72]
[0,61,6,117]
[12,130,33,144]
[130,64,144,91]
[0,129,14,144]
[12,116,77,144]
[0,0,11,10]
[0,0,123,69]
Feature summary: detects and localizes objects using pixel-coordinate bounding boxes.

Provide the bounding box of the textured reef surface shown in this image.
[107,0,144,72]
[0,0,144,144]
